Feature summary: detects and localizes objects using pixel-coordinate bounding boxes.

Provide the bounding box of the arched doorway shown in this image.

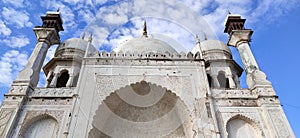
[89,81,191,138]
[21,116,58,138]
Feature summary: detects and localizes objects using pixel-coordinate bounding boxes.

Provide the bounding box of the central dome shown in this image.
[113,37,178,54]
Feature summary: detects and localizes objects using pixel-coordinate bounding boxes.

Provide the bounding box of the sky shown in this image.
[0,0,299,136]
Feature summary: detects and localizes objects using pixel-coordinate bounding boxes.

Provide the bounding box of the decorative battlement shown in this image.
[29,87,75,98]
[88,51,203,60]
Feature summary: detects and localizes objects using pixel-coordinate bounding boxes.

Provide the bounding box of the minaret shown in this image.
[224,13,270,89]
[0,11,63,137]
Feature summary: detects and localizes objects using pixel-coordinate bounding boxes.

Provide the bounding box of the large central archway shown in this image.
[89,81,192,138]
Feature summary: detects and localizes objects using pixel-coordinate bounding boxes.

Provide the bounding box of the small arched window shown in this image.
[217,71,229,88]
[56,70,69,88]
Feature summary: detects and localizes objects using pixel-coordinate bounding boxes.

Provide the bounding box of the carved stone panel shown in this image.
[0,109,14,137]
[268,109,290,137]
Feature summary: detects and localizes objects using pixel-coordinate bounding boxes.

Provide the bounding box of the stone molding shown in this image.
[26,98,72,105]
[212,89,257,99]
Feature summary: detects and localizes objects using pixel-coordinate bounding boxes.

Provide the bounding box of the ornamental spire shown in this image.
[142,20,148,38]
[203,32,207,40]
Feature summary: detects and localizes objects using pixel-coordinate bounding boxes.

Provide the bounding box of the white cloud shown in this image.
[2,0,25,7]
[1,7,33,28]
[78,9,95,24]
[103,13,128,25]
[2,35,30,48]
[86,0,214,51]
[0,50,28,87]
[0,20,11,36]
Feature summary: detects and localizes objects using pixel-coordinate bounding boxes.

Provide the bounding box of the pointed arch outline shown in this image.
[19,112,59,137]
[225,114,264,137]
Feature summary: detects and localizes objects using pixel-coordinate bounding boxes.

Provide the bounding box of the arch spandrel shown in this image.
[95,75,200,112]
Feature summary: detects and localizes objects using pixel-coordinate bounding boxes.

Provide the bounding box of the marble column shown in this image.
[228,30,270,88]
[49,72,60,88]
[227,74,236,88]
[211,75,220,89]
[45,70,53,87]
[66,75,74,87]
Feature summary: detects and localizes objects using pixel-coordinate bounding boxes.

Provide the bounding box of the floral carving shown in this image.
[0,109,14,137]
[269,109,289,137]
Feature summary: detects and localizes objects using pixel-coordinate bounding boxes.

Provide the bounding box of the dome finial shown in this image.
[142,20,148,38]
[203,32,207,40]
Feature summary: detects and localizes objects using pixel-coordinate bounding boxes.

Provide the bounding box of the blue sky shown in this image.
[0,0,299,136]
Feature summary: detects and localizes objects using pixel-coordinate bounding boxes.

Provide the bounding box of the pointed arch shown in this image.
[89,81,192,138]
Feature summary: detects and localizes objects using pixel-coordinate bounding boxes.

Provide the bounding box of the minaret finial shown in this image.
[81,32,86,40]
[203,32,207,40]
[228,9,231,15]
[196,34,200,43]
[88,33,93,43]
[142,20,148,38]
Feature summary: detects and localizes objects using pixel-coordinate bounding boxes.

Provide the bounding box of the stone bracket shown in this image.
[227,30,253,47]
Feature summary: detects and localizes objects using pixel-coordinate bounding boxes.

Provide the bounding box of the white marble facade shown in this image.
[0,12,295,138]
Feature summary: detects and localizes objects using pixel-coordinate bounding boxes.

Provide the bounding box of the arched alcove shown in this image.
[89,81,191,138]
[21,116,58,138]
[56,70,69,87]
[226,115,263,138]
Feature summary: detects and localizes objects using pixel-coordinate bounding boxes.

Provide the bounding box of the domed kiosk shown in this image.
[192,39,232,60]
[43,37,97,88]
[192,37,242,89]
